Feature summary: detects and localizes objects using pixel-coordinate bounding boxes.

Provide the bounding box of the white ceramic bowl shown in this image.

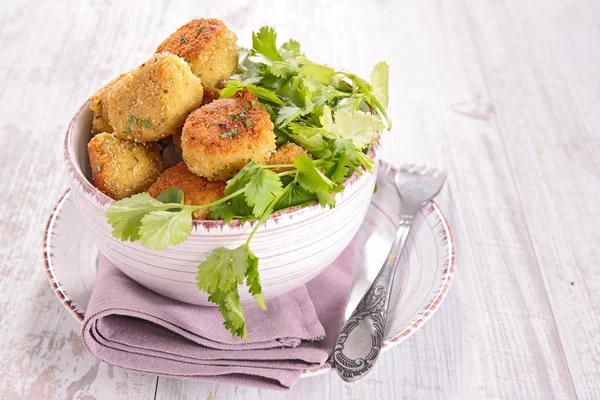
[64,101,380,305]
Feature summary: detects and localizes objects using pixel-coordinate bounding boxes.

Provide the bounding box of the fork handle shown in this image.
[333,214,415,382]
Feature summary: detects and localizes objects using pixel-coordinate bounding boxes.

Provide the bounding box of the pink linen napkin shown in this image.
[82,240,356,390]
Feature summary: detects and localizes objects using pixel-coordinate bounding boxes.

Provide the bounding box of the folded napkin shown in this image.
[82,240,356,390]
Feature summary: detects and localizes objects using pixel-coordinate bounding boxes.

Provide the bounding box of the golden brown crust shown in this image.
[89,72,130,134]
[268,143,311,173]
[107,53,204,143]
[88,133,164,200]
[148,162,226,219]
[156,18,238,87]
[181,89,276,180]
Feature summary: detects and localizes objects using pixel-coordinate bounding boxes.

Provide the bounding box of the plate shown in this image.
[43,161,455,377]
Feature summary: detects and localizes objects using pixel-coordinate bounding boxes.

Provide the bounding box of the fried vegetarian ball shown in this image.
[181,89,275,180]
[89,72,130,135]
[88,133,164,200]
[107,53,204,143]
[148,162,225,220]
[268,143,312,173]
[156,18,238,88]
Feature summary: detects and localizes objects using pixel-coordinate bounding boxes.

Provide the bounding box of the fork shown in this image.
[332,164,447,382]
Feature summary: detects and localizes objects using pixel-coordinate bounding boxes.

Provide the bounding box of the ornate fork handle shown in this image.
[333,213,415,382]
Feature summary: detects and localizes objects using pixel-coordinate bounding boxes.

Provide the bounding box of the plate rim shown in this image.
[43,161,456,377]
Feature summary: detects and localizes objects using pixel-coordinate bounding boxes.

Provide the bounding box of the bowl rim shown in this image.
[64,99,382,229]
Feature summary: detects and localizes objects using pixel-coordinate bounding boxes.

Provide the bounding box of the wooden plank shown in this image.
[463,0,600,398]
[0,1,159,398]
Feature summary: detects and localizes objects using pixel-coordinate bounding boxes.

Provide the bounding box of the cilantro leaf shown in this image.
[244,168,283,217]
[210,201,236,222]
[322,107,383,149]
[221,80,285,105]
[252,26,283,62]
[281,39,301,55]
[328,152,351,183]
[293,156,336,193]
[209,287,246,339]
[342,71,392,130]
[316,190,336,208]
[138,208,195,250]
[298,56,335,85]
[105,193,167,242]
[196,246,249,292]
[156,188,184,204]
[222,161,262,218]
[288,123,331,158]
[370,62,389,109]
[275,105,302,127]
[196,245,263,338]
[245,248,265,309]
[274,182,317,211]
[269,61,297,78]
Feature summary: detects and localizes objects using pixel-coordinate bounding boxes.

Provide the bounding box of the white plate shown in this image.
[43,161,455,377]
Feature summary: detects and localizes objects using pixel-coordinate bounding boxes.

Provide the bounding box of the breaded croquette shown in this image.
[89,72,130,135]
[148,162,226,219]
[88,133,164,200]
[107,53,204,143]
[181,89,276,181]
[268,143,312,173]
[156,18,238,88]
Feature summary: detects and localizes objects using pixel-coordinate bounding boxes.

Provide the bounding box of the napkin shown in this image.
[82,240,356,390]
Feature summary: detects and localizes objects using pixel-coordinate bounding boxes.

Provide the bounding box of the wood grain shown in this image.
[0,0,597,399]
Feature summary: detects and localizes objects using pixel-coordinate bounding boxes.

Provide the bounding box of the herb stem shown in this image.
[264,163,295,169]
[276,170,297,177]
[196,187,246,210]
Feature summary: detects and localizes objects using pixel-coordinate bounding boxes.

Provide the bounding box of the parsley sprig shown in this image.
[105,26,391,339]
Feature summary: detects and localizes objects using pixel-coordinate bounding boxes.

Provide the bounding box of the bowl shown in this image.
[64,100,380,305]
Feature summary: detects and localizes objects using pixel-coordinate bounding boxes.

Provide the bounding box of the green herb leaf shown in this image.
[221,128,239,139]
[95,164,101,172]
[221,80,285,105]
[140,119,151,127]
[209,288,246,339]
[293,156,336,194]
[196,246,249,292]
[198,26,205,33]
[196,245,257,339]
[370,62,389,109]
[209,201,236,222]
[245,247,265,309]
[244,167,283,217]
[245,120,253,127]
[322,106,383,149]
[106,193,167,242]
[138,208,195,250]
[156,188,184,204]
[281,39,301,55]
[274,182,316,211]
[252,26,283,62]
[316,190,336,208]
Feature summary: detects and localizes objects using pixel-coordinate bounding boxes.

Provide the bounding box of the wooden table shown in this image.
[1,0,598,398]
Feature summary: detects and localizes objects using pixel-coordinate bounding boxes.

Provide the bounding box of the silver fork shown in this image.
[332,164,447,382]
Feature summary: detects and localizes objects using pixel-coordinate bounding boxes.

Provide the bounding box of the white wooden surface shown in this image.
[0,0,598,398]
